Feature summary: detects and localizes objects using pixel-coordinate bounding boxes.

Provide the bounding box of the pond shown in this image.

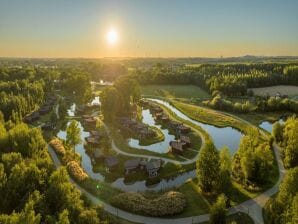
[67,96,100,117]
[128,109,176,153]
[148,98,243,154]
[259,118,284,133]
[112,170,196,192]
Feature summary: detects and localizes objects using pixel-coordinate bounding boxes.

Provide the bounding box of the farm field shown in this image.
[141,84,211,99]
[250,85,298,97]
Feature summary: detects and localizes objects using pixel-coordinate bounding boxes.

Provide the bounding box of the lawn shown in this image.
[170,99,251,133]
[250,85,298,97]
[141,84,211,99]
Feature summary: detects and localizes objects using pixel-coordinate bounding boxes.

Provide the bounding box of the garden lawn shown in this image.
[141,85,210,99]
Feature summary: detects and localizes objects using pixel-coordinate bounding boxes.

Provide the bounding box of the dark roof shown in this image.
[94,148,104,158]
[90,131,102,137]
[180,135,191,144]
[146,159,162,171]
[105,156,119,167]
[170,141,184,152]
[124,158,141,169]
[85,137,100,144]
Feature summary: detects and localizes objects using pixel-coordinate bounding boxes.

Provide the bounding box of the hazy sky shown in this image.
[0,0,298,58]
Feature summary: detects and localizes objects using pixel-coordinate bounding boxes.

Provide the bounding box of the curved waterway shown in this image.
[56,97,246,192]
[128,109,175,153]
[57,121,104,181]
[148,98,243,154]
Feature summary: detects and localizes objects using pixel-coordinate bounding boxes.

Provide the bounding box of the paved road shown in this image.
[47,99,286,224]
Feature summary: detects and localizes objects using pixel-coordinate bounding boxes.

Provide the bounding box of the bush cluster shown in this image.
[49,137,66,156]
[111,191,186,216]
[67,161,88,182]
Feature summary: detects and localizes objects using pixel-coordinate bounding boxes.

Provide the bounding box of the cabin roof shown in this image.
[124,158,141,169]
[180,135,191,144]
[146,159,162,170]
[105,156,119,167]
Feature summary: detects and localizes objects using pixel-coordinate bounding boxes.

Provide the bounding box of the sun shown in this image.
[106,28,118,45]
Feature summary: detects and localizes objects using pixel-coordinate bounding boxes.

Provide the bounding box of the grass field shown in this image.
[141,85,211,99]
[170,100,251,133]
[250,85,298,97]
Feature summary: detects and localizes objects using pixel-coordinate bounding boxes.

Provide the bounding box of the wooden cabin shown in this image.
[85,136,100,146]
[23,111,40,123]
[105,156,119,171]
[161,115,169,122]
[180,135,191,147]
[124,158,141,175]
[41,122,55,131]
[177,125,191,134]
[169,141,185,155]
[146,159,162,178]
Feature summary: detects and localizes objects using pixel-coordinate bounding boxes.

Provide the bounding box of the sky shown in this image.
[0,0,298,58]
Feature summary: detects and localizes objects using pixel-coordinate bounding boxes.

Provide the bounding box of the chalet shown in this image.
[124,158,141,175]
[76,105,86,114]
[39,105,52,115]
[168,120,182,129]
[139,99,149,107]
[180,135,191,147]
[155,112,163,119]
[90,130,103,137]
[82,114,93,119]
[93,148,104,160]
[105,156,119,171]
[85,136,100,146]
[41,122,55,131]
[84,117,97,126]
[177,125,191,134]
[151,106,163,113]
[146,159,162,177]
[24,111,40,123]
[161,115,169,122]
[169,141,185,155]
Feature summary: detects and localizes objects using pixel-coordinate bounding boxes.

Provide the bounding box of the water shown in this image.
[112,170,196,192]
[259,118,284,133]
[67,103,76,116]
[148,99,243,154]
[128,109,176,153]
[67,96,100,117]
[57,121,104,181]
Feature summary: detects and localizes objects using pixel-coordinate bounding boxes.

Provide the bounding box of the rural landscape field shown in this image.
[0,1,297,224]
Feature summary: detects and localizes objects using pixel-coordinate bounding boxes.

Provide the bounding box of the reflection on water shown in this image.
[128,109,175,153]
[148,99,243,154]
[112,170,196,192]
[57,121,104,181]
[259,119,284,133]
[67,103,76,117]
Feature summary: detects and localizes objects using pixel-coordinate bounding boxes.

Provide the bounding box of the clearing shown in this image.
[250,85,298,97]
[141,84,210,99]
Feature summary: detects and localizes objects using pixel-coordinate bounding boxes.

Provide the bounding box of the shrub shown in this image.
[111,191,186,216]
[67,161,88,182]
[49,137,66,156]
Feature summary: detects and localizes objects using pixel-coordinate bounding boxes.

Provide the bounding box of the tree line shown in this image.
[129,63,298,96]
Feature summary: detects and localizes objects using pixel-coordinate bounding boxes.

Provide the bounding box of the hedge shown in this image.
[67,160,88,182]
[111,191,186,216]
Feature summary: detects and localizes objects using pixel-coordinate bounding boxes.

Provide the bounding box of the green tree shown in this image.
[78,209,99,224]
[100,86,120,122]
[272,121,283,142]
[57,209,70,224]
[196,140,220,193]
[218,147,232,195]
[209,194,227,224]
[66,120,81,148]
